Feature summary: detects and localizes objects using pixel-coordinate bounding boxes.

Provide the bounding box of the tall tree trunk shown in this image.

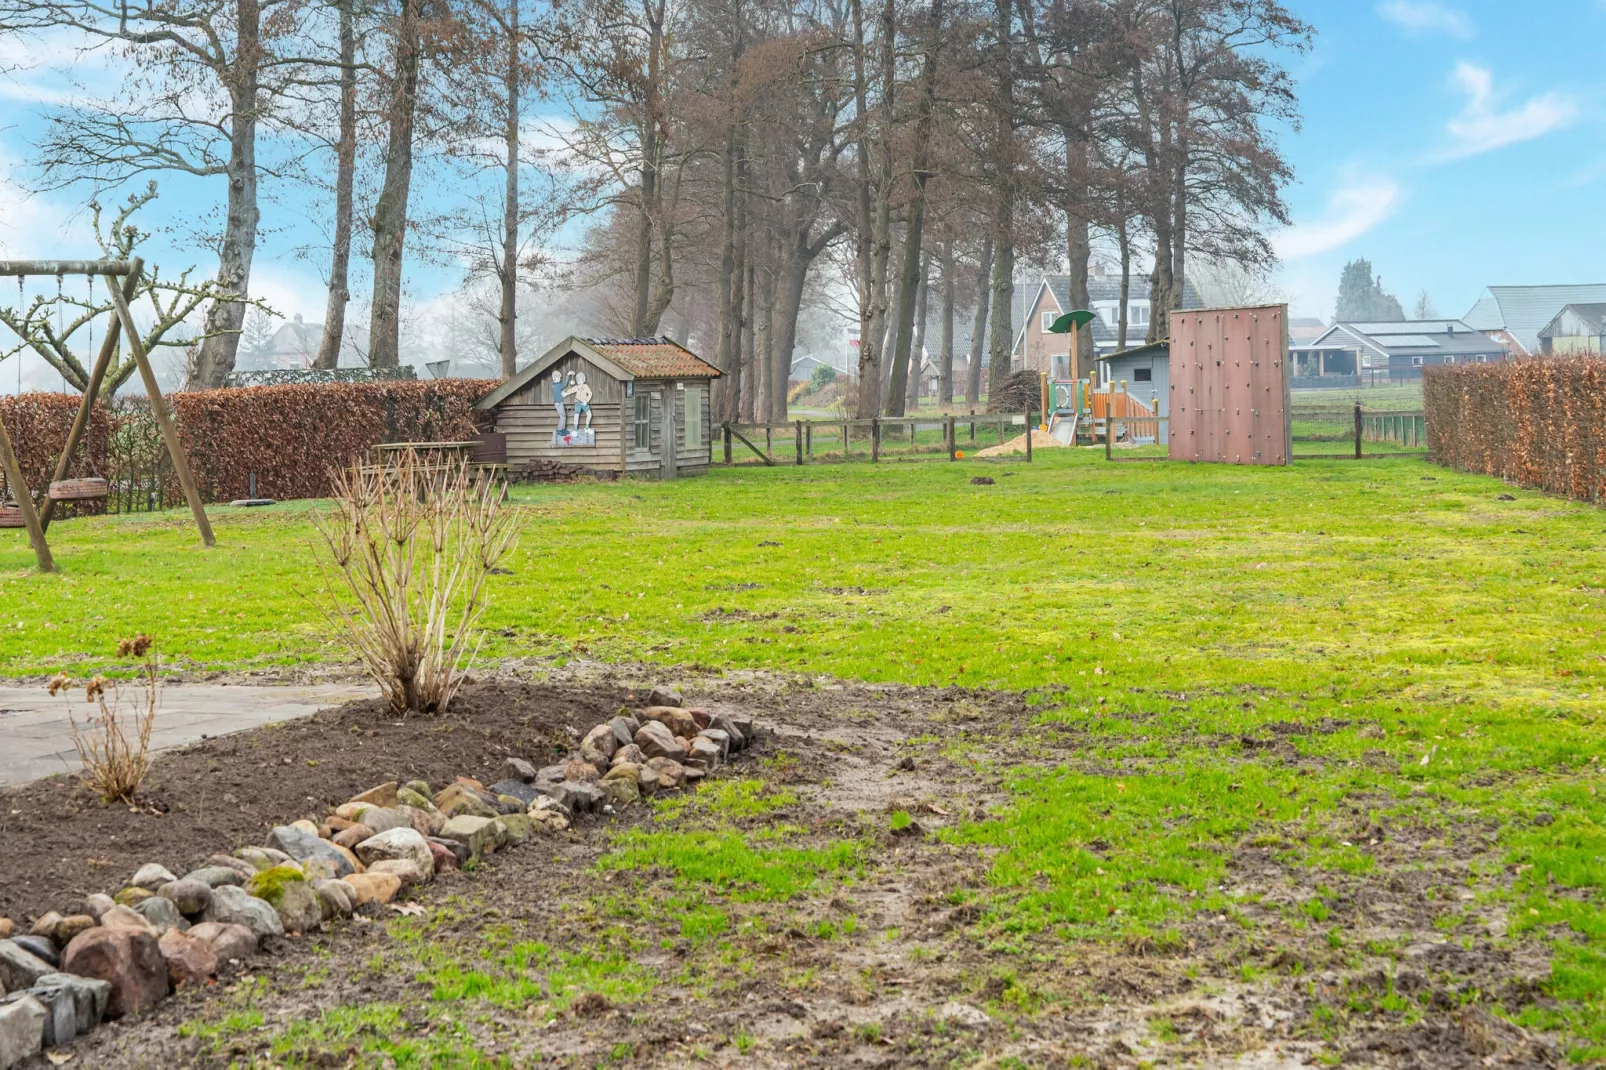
[368,0,423,369]
[967,235,991,405]
[852,0,892,418]
[768,250,808,421]
[938,240,954,406]
[1167,147,1188,329]
[740,260,755,421]
[885,0,942,416]
[713,123,740,420]
[906,247,930,410]
[986,226,1013,407]
[985,0,1014,408]
[632,0,666,335]
[1116,195,1131,351]
[314,0,357,371]
[189,0,261,389]
[1064,128,1092,374]
[497,0,521,378]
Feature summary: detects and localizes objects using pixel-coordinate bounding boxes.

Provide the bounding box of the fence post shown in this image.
[805,422,812,457]
[765,426,772,456]
[723,423,732,464]
[795,421,803,466]
[947,415,956,460]
[871,417,880,463]
[969,409,976,442]
[1353,402,1362,459]
[1106,408,1113,461]
[1025,410,1034,461]
[842,422,849,459]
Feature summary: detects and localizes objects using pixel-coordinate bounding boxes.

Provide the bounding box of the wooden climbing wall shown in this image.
[1167,305,1292,466]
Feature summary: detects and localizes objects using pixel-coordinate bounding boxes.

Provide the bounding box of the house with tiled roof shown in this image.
[1011,266,1204,381]
[475,336,720,478]
[1464,284,1606,356]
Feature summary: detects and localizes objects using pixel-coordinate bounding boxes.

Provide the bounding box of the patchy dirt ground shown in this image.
[6,666,1571,1068]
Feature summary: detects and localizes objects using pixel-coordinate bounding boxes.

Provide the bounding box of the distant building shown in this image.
[1288,317,1327,346]
[1013,265,1203,378]
[237,314,371,371]
[1297,320,1504,382]
[1538,304,1606,357]
[1464,285,1606,356]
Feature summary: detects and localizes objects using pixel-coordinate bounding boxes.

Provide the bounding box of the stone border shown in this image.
[0,695,755,1068]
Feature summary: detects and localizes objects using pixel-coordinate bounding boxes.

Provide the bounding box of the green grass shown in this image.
[9,448,1606,1055]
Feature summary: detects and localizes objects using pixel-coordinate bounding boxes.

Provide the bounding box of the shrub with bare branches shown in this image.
[49,634,160,804]
[312,450,521,715]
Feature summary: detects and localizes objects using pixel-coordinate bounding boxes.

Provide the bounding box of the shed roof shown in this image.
[475,335,719,411]
[1463,285,1606,354]
[1539,303,1606,337]
[1096,341,1170,363]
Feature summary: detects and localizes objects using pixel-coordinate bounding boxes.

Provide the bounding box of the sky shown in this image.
[1,0,1604,389]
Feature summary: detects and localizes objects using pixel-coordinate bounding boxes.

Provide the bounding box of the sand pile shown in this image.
[975,429,1063,457]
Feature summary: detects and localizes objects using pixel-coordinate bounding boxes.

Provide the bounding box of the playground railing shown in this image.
[715,411,1040,466]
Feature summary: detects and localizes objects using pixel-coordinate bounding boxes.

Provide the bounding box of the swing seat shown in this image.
[0,502,22,528]
[47,477,108,501]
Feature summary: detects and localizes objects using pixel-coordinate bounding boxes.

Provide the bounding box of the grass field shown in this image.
[8,448,1606,1060]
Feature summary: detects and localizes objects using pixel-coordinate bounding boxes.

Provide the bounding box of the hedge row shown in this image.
[1,380,495,506]
[169,380,495,501]
[1424,359,1606,503]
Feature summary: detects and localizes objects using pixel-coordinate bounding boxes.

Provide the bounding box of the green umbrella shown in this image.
[1048,309,1096,334]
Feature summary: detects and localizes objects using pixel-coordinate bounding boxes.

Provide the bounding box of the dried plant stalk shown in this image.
[312,448,521,714]
[51,636,160,804]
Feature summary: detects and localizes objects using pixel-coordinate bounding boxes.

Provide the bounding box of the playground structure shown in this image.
[1040,376,1162,447]
[0,258,214,572]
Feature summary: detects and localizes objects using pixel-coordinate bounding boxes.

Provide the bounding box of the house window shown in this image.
[1410,356,1425,367]
[1042,310,1057,333]
[1133,367,1152,382]
[633,393,651,449]
[1130,303,1149,326]
[683,384,702,448]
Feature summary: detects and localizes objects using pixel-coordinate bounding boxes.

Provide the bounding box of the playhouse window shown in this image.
[683,385,702,448]
[633,394,651,449]
[1133,367,1152,382]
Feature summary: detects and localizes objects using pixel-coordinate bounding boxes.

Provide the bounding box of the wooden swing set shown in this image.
[0,257,214,573]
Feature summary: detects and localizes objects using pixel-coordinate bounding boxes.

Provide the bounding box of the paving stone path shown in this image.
[0,682,374,787]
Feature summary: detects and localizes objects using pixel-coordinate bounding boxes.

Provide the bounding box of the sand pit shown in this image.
[975,428,1063,457]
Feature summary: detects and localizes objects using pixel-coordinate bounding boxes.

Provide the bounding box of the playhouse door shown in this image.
[660,392,678,480]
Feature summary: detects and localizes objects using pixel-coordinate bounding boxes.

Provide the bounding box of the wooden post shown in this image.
[1106,405,1113,461]
[1025,410,1033,462]
[842,422,849,459]
[723,423,732,464]
[794,420,803,466]
[805,422,812,457]
[969,408,975,442]
[105,265,215,547]
[0,414,53,572]
[947,415,956,460]
[1353,402,1362,460]
[871,417,880,463]
[765,425,772,456]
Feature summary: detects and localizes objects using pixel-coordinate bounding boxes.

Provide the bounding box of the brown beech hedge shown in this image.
[1,380,495,505]
[1424,358,1606,504]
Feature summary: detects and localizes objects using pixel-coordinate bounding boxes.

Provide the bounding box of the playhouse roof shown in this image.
[475,335,720,410]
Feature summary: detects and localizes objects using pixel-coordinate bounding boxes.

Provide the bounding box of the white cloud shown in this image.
[1274,181,1400,262]
[1441,62,1578,159]
[1377,1,1473,39]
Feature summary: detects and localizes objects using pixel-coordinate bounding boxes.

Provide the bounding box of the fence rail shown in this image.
[718,411,1037,466]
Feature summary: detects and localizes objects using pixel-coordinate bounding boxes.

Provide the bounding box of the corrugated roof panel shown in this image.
[1469,285,1606,351]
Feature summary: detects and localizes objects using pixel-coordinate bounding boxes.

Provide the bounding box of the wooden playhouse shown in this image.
[474,336,720,479]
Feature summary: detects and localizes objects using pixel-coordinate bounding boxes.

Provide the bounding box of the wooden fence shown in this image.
[718,411,1037,466]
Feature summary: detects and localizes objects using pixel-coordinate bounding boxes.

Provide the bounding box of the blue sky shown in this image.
[1,0,1603,388]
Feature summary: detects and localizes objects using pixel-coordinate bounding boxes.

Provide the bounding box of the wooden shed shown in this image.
[474,336,721,478]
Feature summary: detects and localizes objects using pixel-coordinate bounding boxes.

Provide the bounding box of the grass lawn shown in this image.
[8,447,1606,1059]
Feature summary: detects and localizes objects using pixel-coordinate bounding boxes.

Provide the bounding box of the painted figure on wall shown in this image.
[563,371,593,430]
[550,370,567,431]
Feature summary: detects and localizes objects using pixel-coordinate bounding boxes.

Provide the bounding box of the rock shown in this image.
[328,843,365,875]
[131,896,187,935]
[60,927,169,1018]
[343,872,401,906]
[333,802,368,822]
[638,706,698,739]
[438,815,500,858]
[583,724,619,760]
[709,713,746,750]
[30,915,94,950]
[366,859,426,889]
[332,824,375,850]
[489,779,541,807]
[609,716,640,748]
[497,813,534,844]
[25,914,62,945]
[267,825,356,878]
[563,758,601,783]
[289,818,321,838]
[244,866,321,935]
[435,783,498,819]
[0,994,45,1069]
[313,880,356,922]
[645,757,687,789]
[348,781,399,808]
[233,846,293,872]
[97,906,154,935]
[353,806,411,834]
[399,804,444,834]
[403,779,432,798]
[324,814,356,834]
[129,863,178,893]
[647,687,683,707]
[201,886,284,941]
[206,854,258,879]
[504,757,538,783]
[531,795,571,818]
[688,736,722,769]
[113,887,153,907]
[699,728,732,761]
[300,857,341,883]
[453,775,486,791]
[935,1001,990,1029]
[602,776,640,807]
[535,763,568,787]
[552,780,605,814]
[24,972,110,1047]
[611,743,646,767]
[688,707,712,730]
[635,720,686,760]
[7,938,55,970]
[83,894,117,921]
[427,837,469,869]
[184,866,246,889]
[157,879,213,917]
[728,714,756,740]
[603,761,642,783]
[0,920,8,940]
[396,787,436,812]
[682,763,707,784]
[426,840,459,873]
[528,809,571,832]
[354,827,435,876]
[157,928,216,987]
[186,922,257,963]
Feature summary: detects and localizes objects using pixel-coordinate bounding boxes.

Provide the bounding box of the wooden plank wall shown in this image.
[497,354,626,469]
